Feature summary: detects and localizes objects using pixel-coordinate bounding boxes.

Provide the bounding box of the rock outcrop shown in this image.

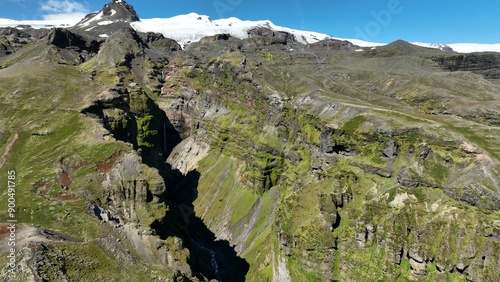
[72,0,140,39]
[244,27,296,47]
[432,52,500,82]
[1,1,500,281]
[0,27,34,57]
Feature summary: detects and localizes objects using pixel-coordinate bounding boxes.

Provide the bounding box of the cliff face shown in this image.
[1,3,500,281]
[157,39,500,280]
[432,53,500,82]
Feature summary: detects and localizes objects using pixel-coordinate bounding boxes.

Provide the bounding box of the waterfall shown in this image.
[163,120,167,155]
[191,240,221,281]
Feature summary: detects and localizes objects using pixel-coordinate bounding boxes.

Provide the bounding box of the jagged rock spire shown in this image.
[103,0,139,22]
[71,0,140,40]
[75,0,139,28]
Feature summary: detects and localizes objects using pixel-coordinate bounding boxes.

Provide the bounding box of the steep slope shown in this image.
[159,35,500,281]
[1,1,500,281]
[0,33,197,281]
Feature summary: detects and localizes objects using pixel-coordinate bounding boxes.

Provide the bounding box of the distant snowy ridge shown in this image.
[1,13,499,53]
[0,18,79,29]
[447,43,500,53]
[130,13,331,46]
[411,42,454,52]
[411,42,500,53]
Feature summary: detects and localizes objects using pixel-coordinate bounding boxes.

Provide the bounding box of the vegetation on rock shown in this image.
[1,4,499,281]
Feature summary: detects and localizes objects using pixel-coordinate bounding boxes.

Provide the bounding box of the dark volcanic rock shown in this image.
[46,28,100,52]
[0,27,32,39]
[188,34,243,53]
[0,27,34,56]
[102,0,139,22]
[397,169,420,188]
[445,184,500,211]
[44,28,101,63]
[418,143,432,160]
[319,129,335,154]
[383,139,398,159]
[247,27,275,38]
[76,0,139,27]
[72,0,140,39]
[244,27,296,46]
[432,53,500,82]
[365,39,446,57]
[92,27,146,67]
[356,162,393,178]
[142,32,181,51]
[397,169,436,188]
[199,33,234,43]
[306,38,358,51]
[318,194,341,231]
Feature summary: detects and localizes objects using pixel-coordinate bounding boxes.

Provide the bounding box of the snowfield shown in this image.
[130,13,331,46]
[1,13,499,53]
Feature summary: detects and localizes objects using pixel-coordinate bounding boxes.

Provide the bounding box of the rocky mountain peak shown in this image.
[103,0,139,22]
[71,0,140,39]
[75,0,139,29]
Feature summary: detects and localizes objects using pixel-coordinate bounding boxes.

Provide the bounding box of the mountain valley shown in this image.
[0,1,499,281]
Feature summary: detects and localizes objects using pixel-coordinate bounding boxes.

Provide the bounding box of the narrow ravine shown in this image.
[140,107,248,281]
[191,239,221,280]
[80,80,249,280]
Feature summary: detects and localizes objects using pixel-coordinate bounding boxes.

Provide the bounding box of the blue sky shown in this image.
[1,0,499,44]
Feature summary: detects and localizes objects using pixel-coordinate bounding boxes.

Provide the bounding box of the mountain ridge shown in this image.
[0,0,498,53]
[0,0,500,281]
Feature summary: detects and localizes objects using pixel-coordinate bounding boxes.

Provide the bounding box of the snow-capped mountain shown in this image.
[447,43,500,53]
[75,0,139,28]
[130,13,332,47]
[0,18,78,29]
[0,0,499,53]
[411,43,454,52]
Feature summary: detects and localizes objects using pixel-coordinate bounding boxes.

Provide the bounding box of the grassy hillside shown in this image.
[1,24,499,281]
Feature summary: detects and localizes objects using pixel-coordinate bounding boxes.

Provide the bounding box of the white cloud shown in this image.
[42,12,87,22]
[40,0,89,14]
[39,0,89,22]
